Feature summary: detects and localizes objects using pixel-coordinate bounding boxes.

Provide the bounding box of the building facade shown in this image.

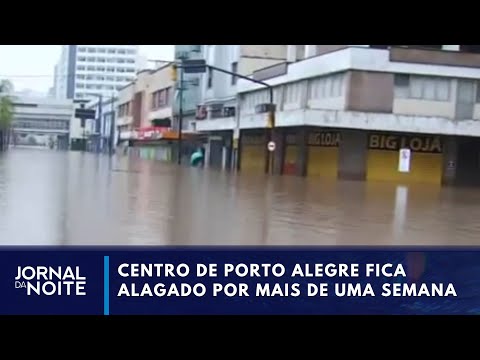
[10,95,74,150]
[116,63,191,161]
[84,97,118,153]
[230,45,480,186]
[53,45,140,101]
[195,45,288,169]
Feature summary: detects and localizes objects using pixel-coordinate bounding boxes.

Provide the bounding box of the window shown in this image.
[126,68,135,73]
[87,66,95,71]
[97,66,105,72]
[151,87,172,109]
[97,58,106,63]
[108,49,116,54]
[126,49,135,55]
[86,75,93,80]
[107,58,115,63]
[77,65,85,71]
[127,76,135,81]
[116,76,124,81]
[127,59,135,64]
[96,85,102,90]
[88,48,96,53]
[76,75,85,80]
[107,67,115,72]
[117,59,125,63]
[78,47,86,52]
[116,85,123,90]
[76,83,85,88]
[231,62,238,85]
[97,76,105,81]
[86,85,94,89]
[308,73,344,100]
[117,68,125,73]
[78,57,86,62]
[106,76,114,81]
[118,49,126,54]
[98,48,106,53]
[207,68,213,88]
[394,74,451,101]
[87,57,95,62]
[107,85,114,90]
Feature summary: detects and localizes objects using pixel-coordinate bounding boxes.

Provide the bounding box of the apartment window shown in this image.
[87,66,95,71]
[86,85,94,89]
[126,49,135,55]
[96,85,102,90]
[78,57,86,62]
[207,68,213,88]
[88,48,96,53]
[107,58,115,63]
[117,59,125,63]
[76,83,85,88]
[97,58,106,63]
[106,76,114,81]
[108,49,116,54]
[86,75,93,81]
[117,68,125,73]
[308,73,344,100]
[126,68,135,73]
[107,67,115,72]
[127,59,135,64]
[116,85,123,90]
[76,93,84,98]
[97,76,105,81]
[107,85,115,90]
[394,74,450,101]
[87,57,95,62]
[118,49,126,54]
[151,87,172,109]
[77,66,85,71]
[98,48,106,53]
[97,66,105,72]
[78,47,86,52]
[76,75,85,80]
[231,62,238,85]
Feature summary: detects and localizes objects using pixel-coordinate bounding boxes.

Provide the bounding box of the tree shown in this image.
[0,80,14,151]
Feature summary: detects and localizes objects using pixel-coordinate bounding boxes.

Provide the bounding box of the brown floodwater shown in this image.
[1,147,480,246]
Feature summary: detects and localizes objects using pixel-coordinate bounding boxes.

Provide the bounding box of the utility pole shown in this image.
[109,94,116,155]
[177,65,184,165]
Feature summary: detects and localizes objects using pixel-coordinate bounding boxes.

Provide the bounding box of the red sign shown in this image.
[136,126,170,140]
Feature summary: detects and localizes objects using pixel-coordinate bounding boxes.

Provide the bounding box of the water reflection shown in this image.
[0,148,480,246]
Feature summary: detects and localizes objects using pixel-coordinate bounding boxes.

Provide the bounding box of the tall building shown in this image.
[53,45,140,100]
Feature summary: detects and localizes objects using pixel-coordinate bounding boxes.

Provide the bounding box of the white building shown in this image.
[196,45,287,169]
[10,94,74,150]
[232,45,480,186]
[53,45,140,101]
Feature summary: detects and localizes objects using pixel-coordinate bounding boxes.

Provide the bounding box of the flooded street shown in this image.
[1,148,480,246]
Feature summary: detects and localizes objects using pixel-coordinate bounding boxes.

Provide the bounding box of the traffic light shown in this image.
[170,64,178,81]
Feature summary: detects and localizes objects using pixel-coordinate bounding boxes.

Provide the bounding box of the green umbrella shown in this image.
[190,151,204,166]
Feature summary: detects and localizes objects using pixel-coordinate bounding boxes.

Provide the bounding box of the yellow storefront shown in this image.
[283,133,299,175]
[366,133,443,184]
[240,132,267,173]
[307,131,340,178]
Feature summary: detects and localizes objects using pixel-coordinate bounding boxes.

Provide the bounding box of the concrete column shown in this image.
[338,130,368,181]
[442,45,460,51]
[442,136,458,186]
[305,45,317,58]
[296,127,308,176]
[287,45,297,63]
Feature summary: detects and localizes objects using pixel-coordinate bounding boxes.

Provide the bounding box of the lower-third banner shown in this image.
[0,247,478,315]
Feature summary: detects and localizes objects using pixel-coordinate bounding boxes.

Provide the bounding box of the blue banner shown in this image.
[1,247,479,315]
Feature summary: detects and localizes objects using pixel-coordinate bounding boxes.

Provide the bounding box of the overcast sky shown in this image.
[0,45,174,93]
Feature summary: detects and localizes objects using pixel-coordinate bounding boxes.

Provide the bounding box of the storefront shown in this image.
[307,130,340,178]
[366,132,443,184]
[239,131,267,173]
[283,133,299,175]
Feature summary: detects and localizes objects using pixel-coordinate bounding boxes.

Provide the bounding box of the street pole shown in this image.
[97,94,103,153]
[109,94,116,155]
[177,66,184,165]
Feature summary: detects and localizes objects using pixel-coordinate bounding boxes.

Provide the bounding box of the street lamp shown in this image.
[176,59,276,173]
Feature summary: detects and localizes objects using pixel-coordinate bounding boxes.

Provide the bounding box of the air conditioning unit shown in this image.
[191,45,202,53]
[222,106,236,118]
[176,51,189,60]
[196,105,207,120]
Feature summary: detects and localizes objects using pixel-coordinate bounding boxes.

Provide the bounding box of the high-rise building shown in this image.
[53,45,140,100]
